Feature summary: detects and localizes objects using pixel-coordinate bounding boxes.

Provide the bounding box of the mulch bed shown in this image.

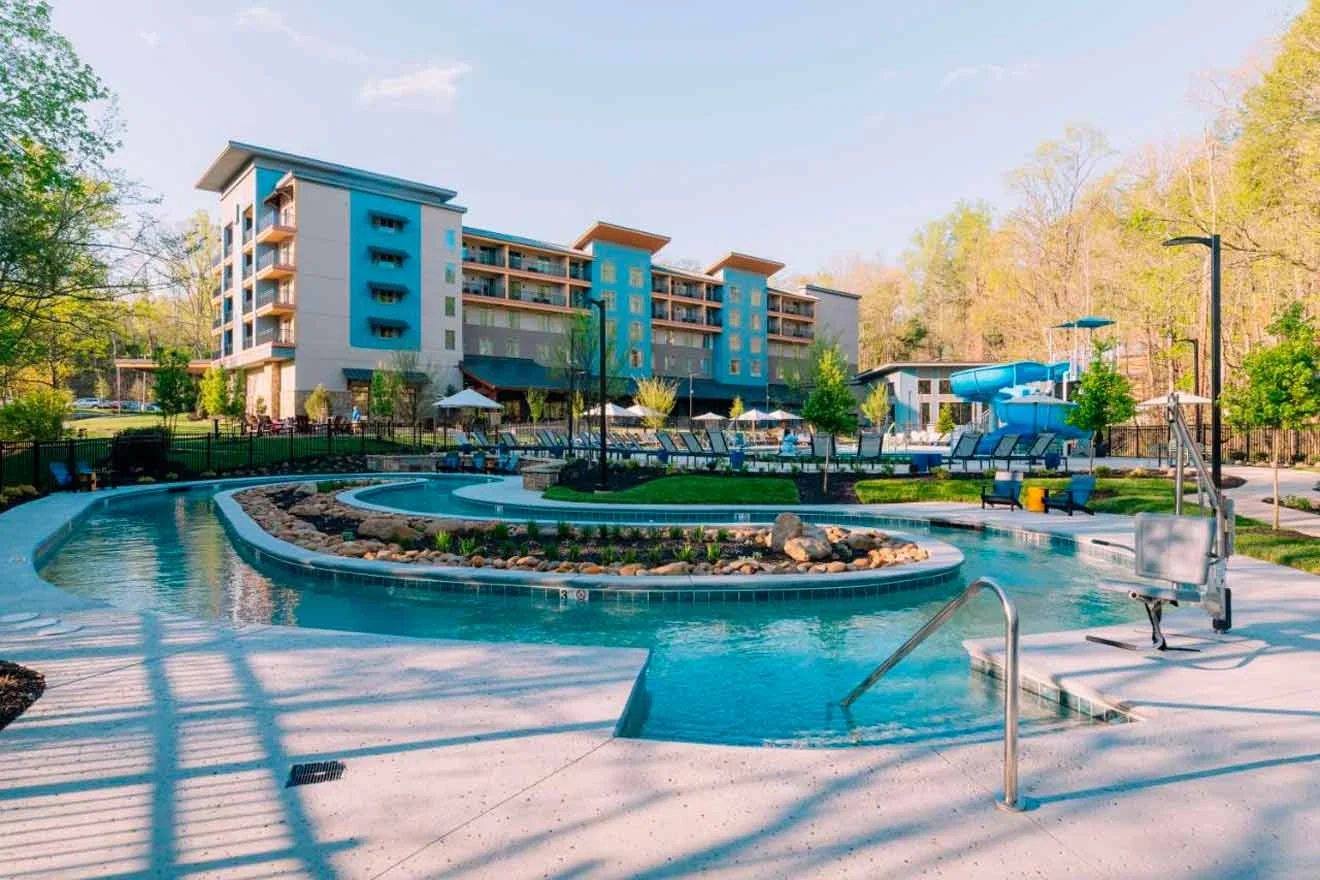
[0,661,45,731]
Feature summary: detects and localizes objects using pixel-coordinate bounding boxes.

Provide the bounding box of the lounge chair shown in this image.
[499,431,519,448]
[948,432,982,471]
[1044,474,1095,515]
[982,434,1021,470]
[706,429,730,456]
[854,432,884,469]
[48,461,75,490]
[1009,432,1057,470]
[678,431,713,465]
[655,431,682,464]
[437,450,460,472]
[980,470,1023,510]
[810,433,836,463]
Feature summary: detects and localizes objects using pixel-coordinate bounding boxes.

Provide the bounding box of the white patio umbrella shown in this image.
[733,408,771,425]
[1137,391,1213,409]
[433,387,502,446]
[692,411,724,423]
[766,409,801,421]
[583,402,633,418]
[625,403,661,419]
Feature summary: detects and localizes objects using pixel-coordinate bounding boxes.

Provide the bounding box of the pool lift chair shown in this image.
[1088,395,1234,652]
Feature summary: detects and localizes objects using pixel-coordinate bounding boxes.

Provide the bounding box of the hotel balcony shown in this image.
[508,252,565,277]
[256,208,297,244]
[462,278,506,299]
[255,283,295,316]
[255,249,295,282]
[254,326,295,347]
[241,225,254,252]
[210,283,223,302]
[462,248,503,269]
[568,261,591,282]
[509,283,567,308]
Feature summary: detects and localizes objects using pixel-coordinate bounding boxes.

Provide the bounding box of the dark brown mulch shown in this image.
[792,473,867,505]
[0,661,45,731]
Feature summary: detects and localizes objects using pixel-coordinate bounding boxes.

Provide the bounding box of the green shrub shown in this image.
[557,521,573,539]
[602,546,618,565]
[492,522,510,541]
[0,388,71,441]
[136,476,156,484]
[667,525,684,540]
[459,536,480,556]
[566,544,581,562]
[526,520,541,541]
[716,527,730,542]
[623,547,638,564]
[164,472,179,481]
[705,542,720,563]
[690,525,706,542]
[675,543,696,563]
[1093,465,1114,477]
[16,484,38,498]
[434,531,453,552]
[544,542,560,561]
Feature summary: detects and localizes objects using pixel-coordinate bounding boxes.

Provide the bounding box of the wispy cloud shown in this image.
[138,30,162,48]
[235,7,468,111]
[358,64,471,109]
[942,62,1039,89]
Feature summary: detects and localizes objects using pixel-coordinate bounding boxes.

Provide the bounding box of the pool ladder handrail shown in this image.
[841,576,1025,812]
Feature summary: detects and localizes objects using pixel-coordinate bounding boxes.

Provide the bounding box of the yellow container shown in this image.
[1024,485,1047,513]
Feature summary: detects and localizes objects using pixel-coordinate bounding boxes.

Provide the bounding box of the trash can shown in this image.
[1025,486,1047,513]
[730,450,745,470]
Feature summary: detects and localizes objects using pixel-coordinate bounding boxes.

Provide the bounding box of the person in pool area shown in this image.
[351,405,362,431]
[780,428,798,457]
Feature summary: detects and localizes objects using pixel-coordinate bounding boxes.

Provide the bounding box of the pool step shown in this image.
[0,613,82,638]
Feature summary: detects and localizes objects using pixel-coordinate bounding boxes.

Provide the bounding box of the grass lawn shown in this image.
[544,475,800,505]
[66,413,214,437]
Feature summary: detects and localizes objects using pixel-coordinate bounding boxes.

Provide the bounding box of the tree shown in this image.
[0,386,69,440]
[387,350,437,424]
[633,377,677,432]
[525,387,547,426]
[801,346,858,492]
[1067,347,1136,471]
[198,364,230,421]
[225,372,246,424]
[369,366,403,420]
[152,348,196,432]
[152,211,220,356]
[304,383,331,423]
[859,382,890,429]
[729,395,745,420]
[935,404,957,434]
[1223,303,1320,528]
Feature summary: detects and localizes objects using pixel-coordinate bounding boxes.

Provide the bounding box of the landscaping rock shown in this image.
[650,561,691,575]
[357,517,421,544]
[770,512,804,551]
[783,535,832,563]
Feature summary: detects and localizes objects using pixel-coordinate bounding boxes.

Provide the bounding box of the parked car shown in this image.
[72,397,103,409]
[142,402,161,413]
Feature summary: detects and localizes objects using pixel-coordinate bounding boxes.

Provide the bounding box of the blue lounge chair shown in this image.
[1044,474,1095,515]
[48,461,75,490]
[980,470,1023,510]
[948,432,982,471]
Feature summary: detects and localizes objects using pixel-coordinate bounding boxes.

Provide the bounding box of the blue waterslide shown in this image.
[949,360,1088,446]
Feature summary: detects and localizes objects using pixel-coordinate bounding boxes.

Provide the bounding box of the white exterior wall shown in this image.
[814,291,860,373]
[216,168,256,360]
[419,204,464,394]
[284,179,352,410]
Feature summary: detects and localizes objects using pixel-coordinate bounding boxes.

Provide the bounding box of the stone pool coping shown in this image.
[218,479,966,600]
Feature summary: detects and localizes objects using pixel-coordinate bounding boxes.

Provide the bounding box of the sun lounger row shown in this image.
[948,431,1059,472]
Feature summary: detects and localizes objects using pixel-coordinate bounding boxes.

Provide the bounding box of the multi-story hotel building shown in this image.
[197,143,859,420]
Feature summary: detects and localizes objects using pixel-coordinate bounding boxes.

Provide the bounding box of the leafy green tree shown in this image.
[198,364,230,421]
[1224,303,1320,528]
[802,346,858,491]
[859,382,890,429]
[633,377,677,432]
[225,372,246,425]
[304,383,331,423]
[152,348,196,432]
[935,404,957,434]
[1067,347,1137,471]
[0,386,69,440]
[525,387,547,426]
[369,366,403,420]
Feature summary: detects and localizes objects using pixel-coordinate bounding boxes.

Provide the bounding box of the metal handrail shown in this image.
[841,577,1024,811]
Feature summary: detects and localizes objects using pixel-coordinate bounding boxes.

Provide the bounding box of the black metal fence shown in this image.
[1105,424,1320,463]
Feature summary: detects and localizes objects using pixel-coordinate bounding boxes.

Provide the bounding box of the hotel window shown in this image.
[444,329,456,350]
[700,357,710,372]
[629,320,643,341]
[445,229,457,250]
[629,349,643,368]
[729,358,741,376]
[508,312,520,330]
[604,290,616,310]
[663,355,676,371]
[606,319,616,338]
[750,337,762,354]
[751,314,762,331]
[445,262,456,284]
[505,338,521,357]
[444,296,456,317]
[729,286,741,304]
[629,294,643,315]
[372,324,403,339]
[775,364,785,380]
[601,261,617,283]
[729,311,742,329]
[628,267,643,287]
[729,334,742,352]
[478,337,493,355]
[536,343,550,362]
[750,359,762,377]
[371,249,405,268]
[918,379,933,394]
[687,358,697,373]
[370,213,406,232]
[371,287,403,304]
[751,288,762,306]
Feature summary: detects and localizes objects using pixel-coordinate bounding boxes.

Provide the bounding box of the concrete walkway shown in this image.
[1222,464,1320,536]
[3,483,1320,878]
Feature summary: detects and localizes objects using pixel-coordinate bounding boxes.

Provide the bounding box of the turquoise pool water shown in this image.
[38,482,1142,747]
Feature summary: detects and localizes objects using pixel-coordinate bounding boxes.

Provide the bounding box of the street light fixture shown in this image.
[1163,233,1221,487]
[586,296,608,489]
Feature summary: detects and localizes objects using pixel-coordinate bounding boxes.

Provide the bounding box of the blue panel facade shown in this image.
[589,241,652,378]
[348,191,422,351]
[713,267,768,386]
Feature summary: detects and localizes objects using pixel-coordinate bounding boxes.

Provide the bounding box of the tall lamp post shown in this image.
[1163,234,1221,487]
[587,296,608,489]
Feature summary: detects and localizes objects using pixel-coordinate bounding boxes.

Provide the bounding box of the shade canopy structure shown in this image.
[434,388,502,410]
[625,403,662,418]
[583,402,633,418]
[1137,392,1213,410]
[766,409,802,421]
[733,408,772,423]
[692,412,724,422]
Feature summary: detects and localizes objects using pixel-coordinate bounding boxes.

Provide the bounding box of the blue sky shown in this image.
[55,0,1304,275]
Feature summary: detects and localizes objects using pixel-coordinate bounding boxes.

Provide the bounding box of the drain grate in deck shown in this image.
[286,760,346,787]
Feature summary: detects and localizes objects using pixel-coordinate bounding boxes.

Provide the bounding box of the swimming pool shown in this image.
[38,481,1141,747]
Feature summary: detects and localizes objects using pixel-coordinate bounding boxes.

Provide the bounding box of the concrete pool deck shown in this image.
[2,482,1319,877]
